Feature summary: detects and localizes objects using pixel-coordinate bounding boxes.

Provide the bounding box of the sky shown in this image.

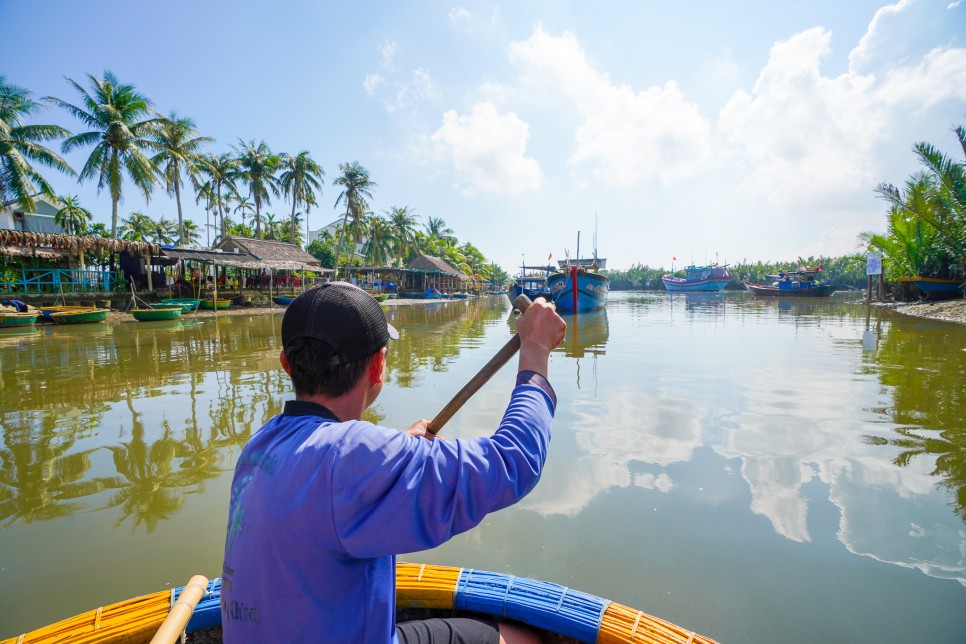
[3,0,965,272]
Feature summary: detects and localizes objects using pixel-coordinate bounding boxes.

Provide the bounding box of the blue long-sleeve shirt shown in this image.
[221,372,556,642]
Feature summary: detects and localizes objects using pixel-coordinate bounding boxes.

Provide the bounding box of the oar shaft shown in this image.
[428,294,533,435]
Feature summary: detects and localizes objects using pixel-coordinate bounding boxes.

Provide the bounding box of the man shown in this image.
[221,281,566,642]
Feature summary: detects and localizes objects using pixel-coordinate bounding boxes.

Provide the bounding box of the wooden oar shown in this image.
[427,294,534,435]
[149,574,209,644]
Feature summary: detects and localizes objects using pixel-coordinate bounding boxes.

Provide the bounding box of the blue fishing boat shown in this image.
[662,264,733,292]
[273,295,297,305]
[898,276,964,299]
[508,263,552,303]
[547,257,609,312]
[744,267,835,297]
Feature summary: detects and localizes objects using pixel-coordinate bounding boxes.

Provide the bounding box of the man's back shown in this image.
[222,382,554,642]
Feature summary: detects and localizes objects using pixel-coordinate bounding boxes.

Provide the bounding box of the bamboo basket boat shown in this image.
[159,298,200,312]
[2,563,718,644]
[0,312,40,328]
[199,299,232,310]
[49,308,110,324]
[132,307,183,322]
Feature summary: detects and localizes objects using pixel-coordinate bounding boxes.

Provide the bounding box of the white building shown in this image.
[308,217,365,254]
[0,195,67,234]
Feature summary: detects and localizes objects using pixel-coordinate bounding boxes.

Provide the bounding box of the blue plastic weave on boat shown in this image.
[180,577,223,632]
[454,568,609,643]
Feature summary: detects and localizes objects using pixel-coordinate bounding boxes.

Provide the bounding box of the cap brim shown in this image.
[387,322,399,340]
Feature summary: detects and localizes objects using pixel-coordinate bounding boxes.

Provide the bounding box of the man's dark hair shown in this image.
[284,336,376,397]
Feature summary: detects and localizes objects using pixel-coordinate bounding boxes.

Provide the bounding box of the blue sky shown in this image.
[4,0,965,272]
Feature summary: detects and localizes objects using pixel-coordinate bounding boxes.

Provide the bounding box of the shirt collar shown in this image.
[282,399,341,422]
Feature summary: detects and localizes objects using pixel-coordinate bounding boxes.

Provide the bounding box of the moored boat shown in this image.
[662,264,732,292]
[132,307,183,322]
[548,257,609,312]
[0,312,40,328]
[2,562,718,644]
[897,276,964,299]
[151,302,194,313]
[199,298,232,310]
[744,267,835,297]
[273,295,297,305]
[49,308,110,324]
[160,298,201,311]
[509,263,552,303]
[37,305,93,322]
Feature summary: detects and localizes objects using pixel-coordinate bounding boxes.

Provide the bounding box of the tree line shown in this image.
[0,72,500,281]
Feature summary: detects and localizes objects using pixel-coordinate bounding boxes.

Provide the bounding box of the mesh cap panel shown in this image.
[281,282,398,365]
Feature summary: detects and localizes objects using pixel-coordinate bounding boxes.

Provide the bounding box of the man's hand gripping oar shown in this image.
[406,294,567,439]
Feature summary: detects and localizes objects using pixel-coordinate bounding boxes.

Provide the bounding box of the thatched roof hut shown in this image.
[0,229,158,260]
[406,254,469,280]
[214,236,326,272]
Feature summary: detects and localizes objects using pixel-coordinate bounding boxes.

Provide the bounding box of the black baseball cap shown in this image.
[281,281,399,366]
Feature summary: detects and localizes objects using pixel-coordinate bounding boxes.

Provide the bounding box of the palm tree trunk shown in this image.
[291,196,298,245]
[175,180,185,246]
[217,185,225,239]
[334,205,351,279]
[110,197,119,272]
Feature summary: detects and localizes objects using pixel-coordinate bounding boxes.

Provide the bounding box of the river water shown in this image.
[1,292,964,642]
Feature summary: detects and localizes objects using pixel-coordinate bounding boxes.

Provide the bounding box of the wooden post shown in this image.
[867,275,872,304]
[146,254,153,293]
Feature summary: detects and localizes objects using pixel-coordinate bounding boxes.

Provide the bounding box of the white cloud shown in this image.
[384,68,440,114]
[507,25,712,186]
[364,40,440,116]
[876,46,966,108]
[380,40,398,71]
[363,73,384,96]
[717,22,966,224]
[849,0,912,72]
[430,102,542,195]
[449,6,471,25]
[718,28,886,211]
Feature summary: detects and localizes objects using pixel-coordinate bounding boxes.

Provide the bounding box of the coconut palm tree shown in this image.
[232,139,280,239]
[279,151,324,245]
[47,71,160,242]
[153,217,178,245]
[333,161,376,276]
[149,112,213,245]
[874,125,966,275]
[119,211,156,242]
[386,206,419,265]
[424,216,454,242]
[54,194,92,236]
[199,152,238,241]
[0,76,74,211]
[364,214,397,266]
[182,219,201,246]
[232,195,255,232]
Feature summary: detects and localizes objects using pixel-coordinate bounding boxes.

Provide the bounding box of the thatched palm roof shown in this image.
[406,254,468,280]
[214,236,324,271]
[0,229,158,257]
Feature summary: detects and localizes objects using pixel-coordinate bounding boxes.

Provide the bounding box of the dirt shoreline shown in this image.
[870,297,966,324]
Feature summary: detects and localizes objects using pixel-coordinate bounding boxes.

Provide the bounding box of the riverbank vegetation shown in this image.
[3,71,962,291]
[1,72,503,283]
[862,125,965,282]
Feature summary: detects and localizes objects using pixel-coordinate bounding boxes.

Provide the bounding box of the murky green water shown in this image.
[1,293,964,642]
